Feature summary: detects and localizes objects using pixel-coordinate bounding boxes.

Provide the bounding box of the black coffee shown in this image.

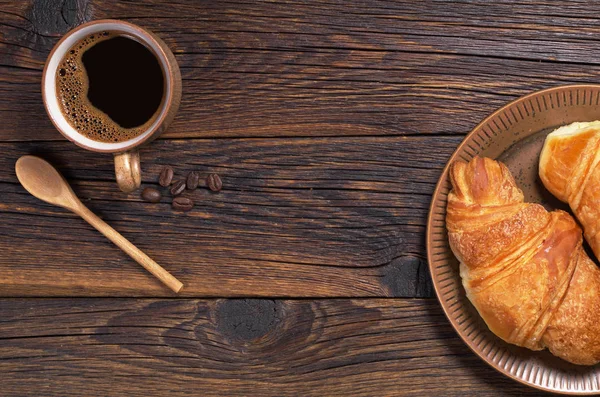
[56,31,164,143]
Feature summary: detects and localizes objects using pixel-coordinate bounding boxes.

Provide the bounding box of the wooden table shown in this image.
[0,0,586,395]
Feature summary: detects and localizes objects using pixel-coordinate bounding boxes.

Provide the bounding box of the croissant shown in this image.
[540,121,600,260]
[446,156,600,365]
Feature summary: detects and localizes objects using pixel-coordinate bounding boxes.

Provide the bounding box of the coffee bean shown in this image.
[141,187,161,203]
[207,173,222,192]
[186,171,200,190]
[170,180,186,196]
[158,166,174,187]
[172,197,194,211]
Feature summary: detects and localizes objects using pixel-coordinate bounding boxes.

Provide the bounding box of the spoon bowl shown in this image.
[15,155,79,211]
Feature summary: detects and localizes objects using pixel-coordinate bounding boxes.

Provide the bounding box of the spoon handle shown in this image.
[76,204,184,293]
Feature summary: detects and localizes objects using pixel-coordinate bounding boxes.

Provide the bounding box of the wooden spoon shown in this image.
[15,155,183,293]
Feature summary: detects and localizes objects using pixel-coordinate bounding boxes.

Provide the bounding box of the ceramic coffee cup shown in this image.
[42,19,182,192]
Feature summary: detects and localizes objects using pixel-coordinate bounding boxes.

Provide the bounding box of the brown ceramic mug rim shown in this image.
[42,19,176,153]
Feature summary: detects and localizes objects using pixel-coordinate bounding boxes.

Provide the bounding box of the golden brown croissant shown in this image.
[540,121,600,259]
[446,156,600,365]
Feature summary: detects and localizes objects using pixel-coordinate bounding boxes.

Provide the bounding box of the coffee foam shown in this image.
[56,31,159,143]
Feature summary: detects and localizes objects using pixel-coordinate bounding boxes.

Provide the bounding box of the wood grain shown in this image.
[0,0,588,393]
[4,0,600,140]
[0,298,545,396]
[0,136,448,297]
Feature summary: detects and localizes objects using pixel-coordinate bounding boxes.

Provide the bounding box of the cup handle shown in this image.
[114,150,141,193]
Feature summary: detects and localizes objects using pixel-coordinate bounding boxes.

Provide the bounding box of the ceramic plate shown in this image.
[427,85,600,394]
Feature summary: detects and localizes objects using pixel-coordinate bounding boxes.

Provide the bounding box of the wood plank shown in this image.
[0,298,544,396]
[0,136,452,297]
[3,0,600,140]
